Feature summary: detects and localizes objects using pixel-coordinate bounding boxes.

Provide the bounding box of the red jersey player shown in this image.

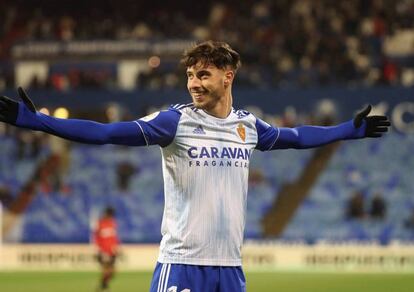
[94,206,119,292]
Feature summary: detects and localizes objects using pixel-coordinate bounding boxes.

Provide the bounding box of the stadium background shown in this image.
[0,0,414,291]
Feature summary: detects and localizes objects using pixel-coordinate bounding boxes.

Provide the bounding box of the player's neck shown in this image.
[204,92,233,119]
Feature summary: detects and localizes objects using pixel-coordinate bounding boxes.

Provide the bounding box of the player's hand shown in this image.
[353,105,391,138]
[0,87,36,125]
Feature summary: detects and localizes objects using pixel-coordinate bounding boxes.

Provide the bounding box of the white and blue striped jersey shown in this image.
[136,103,279,266]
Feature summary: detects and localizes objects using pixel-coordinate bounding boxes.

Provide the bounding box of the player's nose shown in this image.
[188,77,202,89]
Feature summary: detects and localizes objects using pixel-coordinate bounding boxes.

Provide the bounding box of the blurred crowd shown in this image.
[346,190,387,220]
[1,0,414,89]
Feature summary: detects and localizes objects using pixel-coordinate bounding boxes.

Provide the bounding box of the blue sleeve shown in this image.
[15,103,146,146]
[255,117,366,151]
[134,109,181,147]
[255,118,280,151]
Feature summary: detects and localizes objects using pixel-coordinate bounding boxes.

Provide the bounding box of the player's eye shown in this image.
[197,72,210,79]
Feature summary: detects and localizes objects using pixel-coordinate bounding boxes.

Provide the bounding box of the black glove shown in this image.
[0,87,36,125]
[353,105,391,138]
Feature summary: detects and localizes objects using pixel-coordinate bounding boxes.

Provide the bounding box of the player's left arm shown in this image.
[256,105,391,150]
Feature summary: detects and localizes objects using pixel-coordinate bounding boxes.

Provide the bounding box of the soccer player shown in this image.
[0,41,390,292]
[94,206,119,292]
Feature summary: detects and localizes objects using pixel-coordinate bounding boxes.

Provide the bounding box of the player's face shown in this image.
[186,62,229,111]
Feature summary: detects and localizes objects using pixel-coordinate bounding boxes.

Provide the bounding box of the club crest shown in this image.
[237,123,246,141]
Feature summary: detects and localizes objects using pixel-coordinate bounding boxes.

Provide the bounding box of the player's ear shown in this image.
[224,70,234,86]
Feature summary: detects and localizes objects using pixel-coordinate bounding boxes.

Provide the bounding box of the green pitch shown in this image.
[0,271,413,292]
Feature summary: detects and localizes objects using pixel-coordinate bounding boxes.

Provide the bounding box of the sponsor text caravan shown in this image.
[187,146,251,168]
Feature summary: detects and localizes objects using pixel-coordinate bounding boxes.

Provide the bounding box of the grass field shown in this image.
[1,271,414,292]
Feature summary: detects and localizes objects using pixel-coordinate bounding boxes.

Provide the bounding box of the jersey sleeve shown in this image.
[255,117,280,151]
[16,103,147,146]
[134,108,181,147]
[256,115,364,150]
[273,121,362,149]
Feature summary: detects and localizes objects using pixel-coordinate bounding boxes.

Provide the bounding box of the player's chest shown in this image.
[170,120,256,164]
[174,119,257,146]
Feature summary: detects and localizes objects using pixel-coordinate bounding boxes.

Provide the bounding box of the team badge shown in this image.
[237,123,246,141]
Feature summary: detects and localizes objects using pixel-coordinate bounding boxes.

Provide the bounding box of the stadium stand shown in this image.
[1,0,414,89]
[0,128,51,197]
[282,132,414,243]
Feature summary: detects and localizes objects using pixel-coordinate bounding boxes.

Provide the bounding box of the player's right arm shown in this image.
[0,88,180,147]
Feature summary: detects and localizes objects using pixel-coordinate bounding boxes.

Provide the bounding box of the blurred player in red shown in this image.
[94,206,119,292]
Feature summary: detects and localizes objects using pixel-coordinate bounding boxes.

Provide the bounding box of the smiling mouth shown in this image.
[192,92,206,99]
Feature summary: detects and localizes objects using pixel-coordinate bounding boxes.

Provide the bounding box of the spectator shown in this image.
[0,185,13,208]
[346,190,365,219]
[404,208,414,230]
[369,193,387,220]
[116,161,135,191]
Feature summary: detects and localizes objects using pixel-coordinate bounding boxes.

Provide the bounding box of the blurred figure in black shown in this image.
[0,185,12,208]
[369,193,387,220]
[404,208,414,231]
[116,161,135,191]
[346,190,365,219]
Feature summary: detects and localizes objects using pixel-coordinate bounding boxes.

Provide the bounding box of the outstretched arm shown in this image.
[256,105,391,150]
[0,88,175,146]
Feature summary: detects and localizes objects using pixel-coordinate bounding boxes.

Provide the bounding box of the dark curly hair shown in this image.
[104,206,115,217]
[181,40,241,73]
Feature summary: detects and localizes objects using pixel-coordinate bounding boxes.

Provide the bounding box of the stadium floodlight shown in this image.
[53,107,69,119]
